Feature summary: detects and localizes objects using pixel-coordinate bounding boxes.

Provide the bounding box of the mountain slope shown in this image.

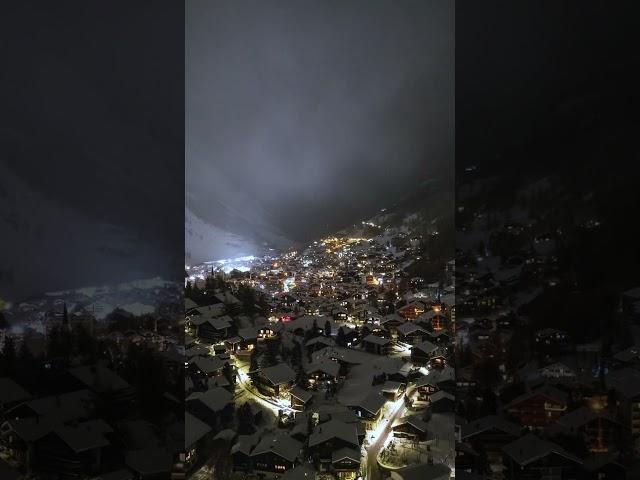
[0,163,171,301]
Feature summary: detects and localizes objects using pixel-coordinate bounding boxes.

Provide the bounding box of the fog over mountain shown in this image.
[0,2,184,300]
[186,0,453,262]
[0,162,176,301]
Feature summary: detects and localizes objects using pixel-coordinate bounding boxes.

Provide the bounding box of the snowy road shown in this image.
[365,398,407,480]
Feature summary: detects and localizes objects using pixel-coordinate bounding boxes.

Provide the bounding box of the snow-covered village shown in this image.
[183,203,456,480]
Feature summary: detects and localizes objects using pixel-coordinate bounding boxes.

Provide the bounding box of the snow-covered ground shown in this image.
[4,276,180,325]
[0,162,178,302]
[185,207,264,266]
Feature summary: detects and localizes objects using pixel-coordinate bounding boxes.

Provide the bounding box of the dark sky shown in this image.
[456,1,639,174]
[186,0,453,246]
[0,2,184,299]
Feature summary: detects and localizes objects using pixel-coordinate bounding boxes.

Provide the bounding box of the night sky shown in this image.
[1,1,455,297]
[456,1,639,174]
[186,0,453,251]
[0,2,184,299]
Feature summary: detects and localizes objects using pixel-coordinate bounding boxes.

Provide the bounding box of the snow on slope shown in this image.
[185,207,261,265]
[0,163,165,301]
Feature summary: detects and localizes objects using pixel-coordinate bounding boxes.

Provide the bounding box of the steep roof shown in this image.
[380,381,404,394]
[6,416,58,442]
[396,322,428,336]
[54,420,111,453]
[305,336,335,347]
[187,387,233,412]
[0,378,31,405]
[290,386,313,403]
[352,392,387,415]
[215,292,240,304]
[68,364,131,392]
[99,470,135,480]
[188,355,225,374]
[305,359,340,378]
[502,433,582,466]
[553,406,616,430]
[309,419,359,448]
[202,317,232,330]
[394,415,430,433]
[613,346,640,363]
[504,384,568,409]
[238,327,258,340]
[392,463,450,480]
[415,366,455,387]
[461,415,522,440]
[185,412,211,449]
[332,447,361,463]
[281,464,317,480]
[125,447,173,476]
[429,390,455,403]
[363,334,391,346]
[185,344,210,358]
[185,298,199,311]
[260,364,297,386]
[22,389,94,422]
[412,340,438,354]
[231,432,261,456]
[608,367,640,399]
[251,434,302,463]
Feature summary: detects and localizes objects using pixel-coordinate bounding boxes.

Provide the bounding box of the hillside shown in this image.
[0,162,172,301]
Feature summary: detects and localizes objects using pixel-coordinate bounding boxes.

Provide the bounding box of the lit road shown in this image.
[365,398,407,480]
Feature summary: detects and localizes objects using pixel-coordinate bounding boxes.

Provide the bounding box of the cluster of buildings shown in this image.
[185,228,456,480]
[455,175,640,478]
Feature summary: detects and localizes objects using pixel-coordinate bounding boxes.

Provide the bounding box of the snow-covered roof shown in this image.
[504,384,567,409]
[414,367,455,388]
[393,415,430,433]
[0,378,31,405]
[281,464,317,480]
[251,434,302,463]
[332,447,361,464]
[290,386,313,403]
[185,344,210,358]
[309,419,359,448]
[238,327,258,340]
[185,412,211,448]
[188,356,225,374]
[351,392,387,415]
[260,364,297,386]
[429,390,454,403]
[185,298,199,311]
[412,339,438,354]
[396,322,428,336]
[54,420,111,453]
[461,414,521,439]
[231,432,260,456]
[215,291,240,304]
[186,387,233,412]
[68,364,131,392]
[305,336,335,347]
[306,359,340,378]
[363,334,391,346]
[502,433,581,466]
[391,463,450,480]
